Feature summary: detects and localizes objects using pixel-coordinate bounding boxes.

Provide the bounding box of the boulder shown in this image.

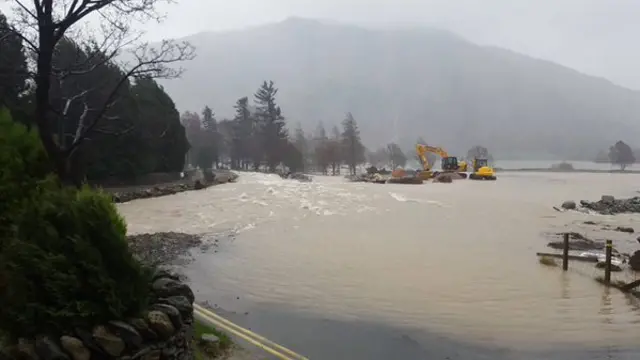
[157,296,193,318]
[149,304,183,329]
[614,226,634,233]
[561,200,576,210]
[152,277,195,303]
[107,321,143,349]
[146,311,175,340]
[92,325,125,357]
[127,318,158,341]
[630,251,640,271]
[601,195,615,204]
[59,336,90,360]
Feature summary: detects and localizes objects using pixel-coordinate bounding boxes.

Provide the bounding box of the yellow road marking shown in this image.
[194,304,309,360]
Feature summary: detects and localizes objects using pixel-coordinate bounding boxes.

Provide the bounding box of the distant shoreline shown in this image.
[495,168,640,174]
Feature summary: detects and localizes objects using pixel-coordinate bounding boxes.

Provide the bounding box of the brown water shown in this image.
[118,171,640,351]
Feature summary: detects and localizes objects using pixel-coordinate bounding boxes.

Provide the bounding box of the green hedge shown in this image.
[0,109,152,339]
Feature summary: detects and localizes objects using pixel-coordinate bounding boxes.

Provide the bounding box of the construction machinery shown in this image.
[415,144,468,180]
[468,158,497,180]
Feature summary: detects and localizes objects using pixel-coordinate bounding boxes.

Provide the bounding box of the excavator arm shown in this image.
[415,144,449,171]
[415,143,468,179]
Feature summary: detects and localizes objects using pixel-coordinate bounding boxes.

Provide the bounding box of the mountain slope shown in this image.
[160,17,640,159]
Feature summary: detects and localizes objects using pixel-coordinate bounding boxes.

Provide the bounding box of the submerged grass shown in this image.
[538,255,558,267]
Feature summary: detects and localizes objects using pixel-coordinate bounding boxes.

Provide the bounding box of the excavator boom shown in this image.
[415,144,467,180]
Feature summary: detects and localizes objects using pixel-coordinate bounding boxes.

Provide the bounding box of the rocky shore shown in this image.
[560,195,640,215]
[107,170,239,203]
[128,232,205,268]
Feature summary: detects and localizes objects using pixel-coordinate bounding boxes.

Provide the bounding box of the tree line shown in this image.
[181,86,369,175]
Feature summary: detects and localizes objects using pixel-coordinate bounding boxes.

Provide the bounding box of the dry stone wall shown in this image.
[1,271,195,360]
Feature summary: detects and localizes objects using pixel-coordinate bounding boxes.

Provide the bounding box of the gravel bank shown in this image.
[560,195,640,215]
[128,232,204,267]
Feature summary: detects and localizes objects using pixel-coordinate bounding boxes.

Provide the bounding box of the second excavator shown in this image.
[468,157,497,180]
[415,144,468,181]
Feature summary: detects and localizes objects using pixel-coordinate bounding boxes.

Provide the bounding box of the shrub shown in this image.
[0,109,152,339]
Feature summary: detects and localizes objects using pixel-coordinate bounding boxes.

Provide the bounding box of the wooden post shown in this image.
[604,240,612,285]
[562,232,569,271]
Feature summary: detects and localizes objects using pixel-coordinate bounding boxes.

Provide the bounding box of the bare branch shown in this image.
[65,39,195,155]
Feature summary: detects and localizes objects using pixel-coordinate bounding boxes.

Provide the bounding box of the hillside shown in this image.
[159,17,640,159]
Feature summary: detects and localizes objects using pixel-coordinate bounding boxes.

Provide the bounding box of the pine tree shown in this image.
[232,96,255,169]
[254,81,287,171]
[341,112,365,175]
[201,106,219,168]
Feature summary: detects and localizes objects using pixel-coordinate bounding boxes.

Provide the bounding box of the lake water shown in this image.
[118,167,640,359]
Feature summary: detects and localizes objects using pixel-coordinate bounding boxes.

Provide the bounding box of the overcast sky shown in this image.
[2,0,639,89]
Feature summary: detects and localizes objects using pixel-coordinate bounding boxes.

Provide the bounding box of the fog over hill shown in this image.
[158,17,640,160]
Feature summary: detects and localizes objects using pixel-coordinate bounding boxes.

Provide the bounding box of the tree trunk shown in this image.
[34,30,72,183]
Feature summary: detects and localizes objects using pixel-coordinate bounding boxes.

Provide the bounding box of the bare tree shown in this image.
[3,0,195,184]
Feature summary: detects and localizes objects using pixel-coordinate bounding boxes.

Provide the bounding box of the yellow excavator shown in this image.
[415,144,468,180]
[468,158,497,180]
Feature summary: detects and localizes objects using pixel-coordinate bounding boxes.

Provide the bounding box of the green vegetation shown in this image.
[0,110,153,340]
[0,5,192,185]
[608,140,636,170]
[550,162,575,171]
[0,1,238,355]
[538,256,558,267]
[193,319,233,359]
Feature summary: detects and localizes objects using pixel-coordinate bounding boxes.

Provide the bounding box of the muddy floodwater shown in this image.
[118,170,640,359]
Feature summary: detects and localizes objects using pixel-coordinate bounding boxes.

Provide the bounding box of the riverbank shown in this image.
[104,170,239,203]
[127,232,254,359]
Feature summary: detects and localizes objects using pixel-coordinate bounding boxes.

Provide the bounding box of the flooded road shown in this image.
[118,171,640,359]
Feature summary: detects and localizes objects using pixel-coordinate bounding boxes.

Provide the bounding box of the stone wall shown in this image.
[94,172,184,188]
[1,271,195,360]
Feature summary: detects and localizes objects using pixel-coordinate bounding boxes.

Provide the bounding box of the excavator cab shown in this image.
[469,158,497,181]
[438,156,468,179]
[441,156,459,171]
[473,158,489,171]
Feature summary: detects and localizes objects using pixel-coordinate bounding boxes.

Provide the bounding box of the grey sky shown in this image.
[3,0,639,89]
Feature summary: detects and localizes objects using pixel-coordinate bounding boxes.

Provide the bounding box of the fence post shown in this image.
[562,232,569,271]
[605,240,612,285]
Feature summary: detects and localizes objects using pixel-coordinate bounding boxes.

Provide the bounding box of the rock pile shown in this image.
[433,174,453,183]
[1,270,196,360]
[281,172,313,182]
[347,173,387,183]
[110,171,239,203]
[562,195,640,215]
[128,232,203,267]
[387,176,423,184]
